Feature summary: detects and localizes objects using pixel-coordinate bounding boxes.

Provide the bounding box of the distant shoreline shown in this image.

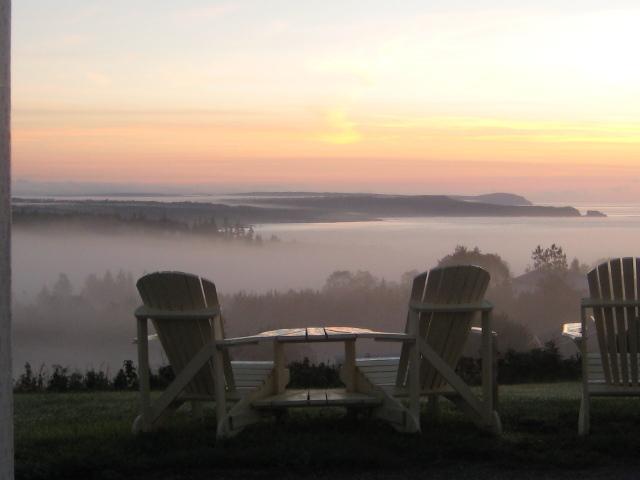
[8,192,604,237]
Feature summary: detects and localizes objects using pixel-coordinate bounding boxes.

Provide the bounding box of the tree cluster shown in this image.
[13,209,275,244]
[14,360,175,393]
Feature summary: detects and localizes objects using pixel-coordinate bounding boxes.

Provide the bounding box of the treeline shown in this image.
[14,342,581,393]
[13,243,596,380]
[13,360,173,393]
[13,208,281,244]
[13,358,343,393]
[220,244,591,354]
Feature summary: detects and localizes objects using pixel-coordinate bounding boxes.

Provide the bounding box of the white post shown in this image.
[0,1,12,478]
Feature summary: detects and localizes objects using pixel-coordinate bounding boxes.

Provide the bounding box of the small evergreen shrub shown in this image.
[13,342,582,394]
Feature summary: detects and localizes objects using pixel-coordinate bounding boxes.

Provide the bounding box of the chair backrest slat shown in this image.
[394,272,428,386]
[397,265,490,390]
[202,279,220,309]
[588,258,640,386]
[598,262,620,384]
[202,278,236,388]
[611,259,629,385]
[622,257,638,385]
[588,268,612,384]
[136,271,224,396]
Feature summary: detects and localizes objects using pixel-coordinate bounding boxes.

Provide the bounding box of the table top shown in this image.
[225,326,410,344]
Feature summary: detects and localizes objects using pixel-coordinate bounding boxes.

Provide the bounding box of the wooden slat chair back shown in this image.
[396,265,491,391]
[567,257,640,434]
[134,271,278,437]
[136,271,226,396]
[587,258,640,387]
[354,264,500,434]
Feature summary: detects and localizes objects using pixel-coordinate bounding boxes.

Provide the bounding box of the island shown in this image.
[586,210,607,217]
[12,192,585,231]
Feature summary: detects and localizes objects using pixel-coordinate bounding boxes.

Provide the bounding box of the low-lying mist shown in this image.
[12,235,591,376]
[15,213,632,301]
[13,207,639,376]
[13,227,415,301]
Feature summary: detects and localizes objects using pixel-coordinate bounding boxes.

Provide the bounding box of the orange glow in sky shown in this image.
[12,2,640,201]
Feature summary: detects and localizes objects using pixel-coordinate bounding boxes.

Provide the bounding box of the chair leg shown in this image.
[578,394,590,435]
[132,400,185,433]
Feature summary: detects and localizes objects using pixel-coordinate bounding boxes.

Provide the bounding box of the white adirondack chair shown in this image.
[354,265,502,434]
[562,257,640,435]
[133,271,286,437]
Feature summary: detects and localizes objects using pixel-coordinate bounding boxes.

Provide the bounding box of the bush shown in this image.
[288,358,342,388]
[84,369,111,391]
[112,360,138,391]
[14,363,45,393]
[498,341,580,384]
[13,343,583,395]
[67,371,85,391]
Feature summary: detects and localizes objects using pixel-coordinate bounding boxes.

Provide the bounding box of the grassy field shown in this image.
[14,382,640,479]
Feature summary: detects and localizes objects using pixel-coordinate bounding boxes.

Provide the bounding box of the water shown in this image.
[257,208,640,277]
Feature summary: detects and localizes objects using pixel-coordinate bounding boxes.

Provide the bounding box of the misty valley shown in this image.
[11,194,640,376]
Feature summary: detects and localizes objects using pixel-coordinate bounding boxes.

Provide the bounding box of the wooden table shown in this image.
[226,326,410,410]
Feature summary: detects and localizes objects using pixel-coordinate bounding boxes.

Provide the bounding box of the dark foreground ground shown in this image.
[14,383,640,480]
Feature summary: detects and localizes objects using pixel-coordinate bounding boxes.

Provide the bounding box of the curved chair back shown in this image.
[587,258,640,386]
[397,265,490,390]
[136,271,221,396]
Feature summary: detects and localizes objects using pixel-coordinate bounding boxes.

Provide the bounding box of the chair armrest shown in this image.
[132,333,159,344]
[365,332,414,342]
[470,326,498,337]
[562,322,583,341]
[581,298,640,308]
[134,305,221,320]
[220,331,414,345]
[133,334,261,348]
[216,336,261,347]
[409,299,493,313]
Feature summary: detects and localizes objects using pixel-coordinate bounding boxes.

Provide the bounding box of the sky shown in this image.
[11,0,640,201]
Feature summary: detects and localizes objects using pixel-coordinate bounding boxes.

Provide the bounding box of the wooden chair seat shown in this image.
[231,361,274,389]
[355,357,400,386]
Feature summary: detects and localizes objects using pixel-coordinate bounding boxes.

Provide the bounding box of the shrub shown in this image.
[288,357,342,388]
[14,363,45,393]
[47,365,70,392]
[67,371,85,391]
[113,360,138,390]
[498,341,580,384]
[84,369,111,391]
[13,343,583,395]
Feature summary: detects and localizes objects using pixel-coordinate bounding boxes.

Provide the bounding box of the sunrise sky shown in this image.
[11,1,640,201]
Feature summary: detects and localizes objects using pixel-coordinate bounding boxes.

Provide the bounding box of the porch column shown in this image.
[0,1,13,478]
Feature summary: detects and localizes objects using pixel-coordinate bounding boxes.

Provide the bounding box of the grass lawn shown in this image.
[14,382,640,479]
